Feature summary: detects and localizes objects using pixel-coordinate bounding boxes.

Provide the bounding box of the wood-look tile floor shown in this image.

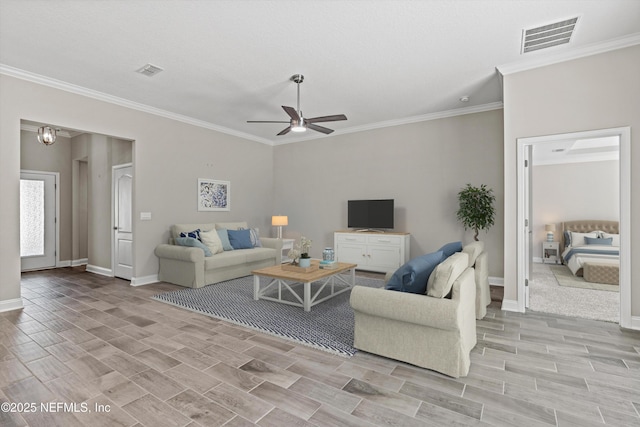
[1,267,639,427]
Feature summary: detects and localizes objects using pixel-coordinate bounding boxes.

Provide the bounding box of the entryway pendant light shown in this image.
[37,126,57,146]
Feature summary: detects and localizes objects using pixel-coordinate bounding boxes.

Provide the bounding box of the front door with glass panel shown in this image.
[20,171,57,271]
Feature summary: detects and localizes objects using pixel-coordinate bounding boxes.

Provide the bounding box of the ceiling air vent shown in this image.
[136,63,164,77]
[521,17,578,54]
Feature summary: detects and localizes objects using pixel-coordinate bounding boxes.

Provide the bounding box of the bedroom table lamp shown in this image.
[545,224,556,242]
[272,215,288,239]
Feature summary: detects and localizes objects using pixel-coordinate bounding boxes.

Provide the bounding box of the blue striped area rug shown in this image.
[151,274,384,357]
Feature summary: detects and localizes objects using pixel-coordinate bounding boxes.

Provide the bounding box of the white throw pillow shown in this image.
[426,252,469,298]
[602,232,620,247]
[200,229,224,254]
[569,231,598,247]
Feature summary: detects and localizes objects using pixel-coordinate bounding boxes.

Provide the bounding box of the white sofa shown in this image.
[350,252,477,378]
[462,241,491,320]
[155,222,282,288]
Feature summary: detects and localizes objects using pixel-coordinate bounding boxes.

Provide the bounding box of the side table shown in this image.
[280,238,295,263]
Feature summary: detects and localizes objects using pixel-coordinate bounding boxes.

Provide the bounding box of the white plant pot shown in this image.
[298,258,311,268]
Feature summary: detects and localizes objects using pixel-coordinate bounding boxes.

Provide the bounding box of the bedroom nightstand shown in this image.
[542,241,559,264]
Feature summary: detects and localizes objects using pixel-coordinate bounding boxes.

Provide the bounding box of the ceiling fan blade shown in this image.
[305,114,347,123]
[282,106,300,121]
[277,126,292,136]
[247,120,290,123]
[307,123,334,134]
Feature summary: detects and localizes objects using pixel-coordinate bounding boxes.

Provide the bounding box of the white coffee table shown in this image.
[251,260,357,311]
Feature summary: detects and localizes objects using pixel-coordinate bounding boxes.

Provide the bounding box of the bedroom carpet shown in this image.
[549,264,619,292]
[530,263,619,323]
[152,274,385,357]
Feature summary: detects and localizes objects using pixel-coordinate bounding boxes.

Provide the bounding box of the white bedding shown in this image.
[562,244,619,276]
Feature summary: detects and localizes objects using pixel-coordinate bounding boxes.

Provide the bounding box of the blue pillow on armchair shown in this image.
[438,241,463,258]
[385,251,443,294]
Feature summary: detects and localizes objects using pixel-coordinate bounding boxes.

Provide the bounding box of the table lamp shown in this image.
[545,224,556,242]
[272,215,288,239]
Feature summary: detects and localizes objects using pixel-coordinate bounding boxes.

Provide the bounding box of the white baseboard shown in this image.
[86,264,113,277]
[57,260,71,268]
[71,258,88,267]
[629,316,640,331]
[489,276,504,287]
[130,274,159,287]
[0,298,24,313]
[501,299,523,313]
[533,257,543,264]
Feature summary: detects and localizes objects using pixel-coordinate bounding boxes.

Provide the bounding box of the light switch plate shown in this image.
[140,212,152,220]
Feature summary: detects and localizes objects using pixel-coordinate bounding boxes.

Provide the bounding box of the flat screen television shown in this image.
[348,199,394,230]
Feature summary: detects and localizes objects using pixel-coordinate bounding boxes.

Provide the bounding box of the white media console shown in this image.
[334,231,410,273]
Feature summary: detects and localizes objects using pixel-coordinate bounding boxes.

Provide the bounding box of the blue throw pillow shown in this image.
[240,227,262,247]
[564,231,572,247]
[216,229,234,251]
[585,236,613,246]
[175,237,212,257]
[385,251,443,294]
[438,241,463,258]
[227,229,253,249]
[179,228,201,241]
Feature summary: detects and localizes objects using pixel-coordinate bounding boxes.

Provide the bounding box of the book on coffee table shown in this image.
[319,260,338,269]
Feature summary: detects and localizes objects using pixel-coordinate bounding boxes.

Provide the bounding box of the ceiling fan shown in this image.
[247,74,347,135]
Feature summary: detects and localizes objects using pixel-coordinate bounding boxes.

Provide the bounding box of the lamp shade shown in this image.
[272,215,288,226]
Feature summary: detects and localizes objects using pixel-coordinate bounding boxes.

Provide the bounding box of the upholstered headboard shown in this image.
[560,220,619,254]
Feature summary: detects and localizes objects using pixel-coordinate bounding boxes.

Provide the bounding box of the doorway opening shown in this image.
[517,127,631,327]
[20,170,59,271]
[20,120,134,282]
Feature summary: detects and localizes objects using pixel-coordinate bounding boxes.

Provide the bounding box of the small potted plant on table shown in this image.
[284,236,314,271]
[298,236,312,268]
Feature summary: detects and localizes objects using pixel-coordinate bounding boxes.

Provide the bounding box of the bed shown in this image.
[560,220,619,283]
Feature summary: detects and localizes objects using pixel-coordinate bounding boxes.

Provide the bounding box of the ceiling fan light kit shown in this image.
[248,74,347,136]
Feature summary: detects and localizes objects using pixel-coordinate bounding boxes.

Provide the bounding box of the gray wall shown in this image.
[503,45,639,317]
[273,109,505,277]
[531,160,619,259]
[1,74,275,306]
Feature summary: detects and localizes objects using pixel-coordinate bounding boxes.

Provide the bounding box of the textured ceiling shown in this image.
[1,0,639,144]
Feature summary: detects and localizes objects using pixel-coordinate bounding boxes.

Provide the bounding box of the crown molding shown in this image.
[272,101,504,146]
[497,32,640,76]
[2,63,504,147]
[3,63,504,147]
[0,64,274,146]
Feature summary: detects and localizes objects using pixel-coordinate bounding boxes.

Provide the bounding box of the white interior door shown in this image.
[113,165,133,280]
[20,171,57,271]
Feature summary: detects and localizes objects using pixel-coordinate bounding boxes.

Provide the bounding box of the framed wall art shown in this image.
[198,178,230,211]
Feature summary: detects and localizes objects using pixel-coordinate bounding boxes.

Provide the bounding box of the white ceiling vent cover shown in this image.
[521,17,578,54]
[136,63,164,77]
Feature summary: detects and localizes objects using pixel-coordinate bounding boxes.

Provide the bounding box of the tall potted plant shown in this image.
[456,184,496,241]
